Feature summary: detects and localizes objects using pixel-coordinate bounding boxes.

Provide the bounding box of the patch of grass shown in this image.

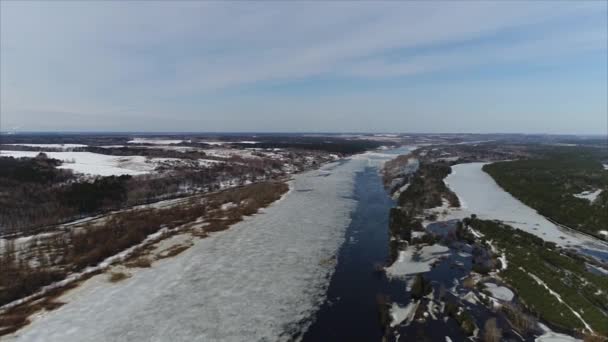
[469,218,608,336]
[124,257,152,269]
[108,271,130,283]
[0,286,71,336]
[156,244,191,260]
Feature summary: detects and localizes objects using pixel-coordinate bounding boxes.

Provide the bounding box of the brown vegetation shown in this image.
[482,318,502,342]
[108,271,130,283]
[1,151,289,235]
[501,303,536,335]
[0,181,288,312]
[583,333,608,342]
[156,244,192,260]
[0,285,72,336]
[463,276,476,289]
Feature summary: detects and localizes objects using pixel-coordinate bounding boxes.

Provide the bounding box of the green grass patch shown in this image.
[469,219,608,336]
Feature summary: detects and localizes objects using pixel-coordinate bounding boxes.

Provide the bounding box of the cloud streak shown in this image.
[1,1,606,133]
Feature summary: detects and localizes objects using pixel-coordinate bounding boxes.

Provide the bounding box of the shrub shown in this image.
[482,318,502,342]
[108,272,130,283]
[411,274,432,299]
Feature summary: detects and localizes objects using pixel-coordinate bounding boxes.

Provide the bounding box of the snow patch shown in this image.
[573,189,602,203]
[536,323,581,342]
[498,253,508,270]
[0,150,170,176]
[220,202,238,210]
[390,301,419,327]
[535,332,580,342]
[385,244,450,278]
[484,283,514,301]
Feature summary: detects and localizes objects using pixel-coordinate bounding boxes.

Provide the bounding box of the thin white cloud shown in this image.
[0,1,606,132]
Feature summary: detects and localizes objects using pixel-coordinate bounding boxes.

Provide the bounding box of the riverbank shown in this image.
[381,155,608,340]
[5,151,389,341]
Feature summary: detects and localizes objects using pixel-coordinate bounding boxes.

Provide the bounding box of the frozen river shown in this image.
[8,148,410,342]
[445,162,608,262]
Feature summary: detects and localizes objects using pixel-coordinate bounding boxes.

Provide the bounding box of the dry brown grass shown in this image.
[501,303,536,335]
[156,244,192,260]
[108,271,130,283]
[0,284,72,336]
[124,257,152,269]
[463,276,476,289]
[482,318,502,342]
[583,334,607,342]
[0,181,288,315]
[191,229,209,238]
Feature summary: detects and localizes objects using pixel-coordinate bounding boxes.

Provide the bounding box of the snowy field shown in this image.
[444,163,608,259]
[5,144,88,150]
[6,151,403,342]
[127,138,186,145]
[0,150,167,176]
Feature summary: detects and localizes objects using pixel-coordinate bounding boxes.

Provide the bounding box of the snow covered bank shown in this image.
[444,163,608,258]
[536,324,582,342]
[536,331,581,342]
[6,153,385,342]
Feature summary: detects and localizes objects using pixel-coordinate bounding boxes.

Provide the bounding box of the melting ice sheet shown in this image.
[7,153,395,342]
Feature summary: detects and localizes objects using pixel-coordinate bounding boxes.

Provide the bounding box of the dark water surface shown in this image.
[302,167,394,341]
[301,164,519,342]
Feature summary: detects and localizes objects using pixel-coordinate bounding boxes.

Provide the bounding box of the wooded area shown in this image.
[483,147,608,239]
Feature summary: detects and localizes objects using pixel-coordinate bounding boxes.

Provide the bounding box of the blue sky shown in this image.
[1,1,606,133]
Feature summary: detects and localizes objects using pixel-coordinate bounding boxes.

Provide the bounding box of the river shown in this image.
[7,148,410,342]
[302,166,395,341]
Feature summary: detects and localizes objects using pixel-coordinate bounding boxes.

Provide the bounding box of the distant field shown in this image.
[483,146,608,239]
